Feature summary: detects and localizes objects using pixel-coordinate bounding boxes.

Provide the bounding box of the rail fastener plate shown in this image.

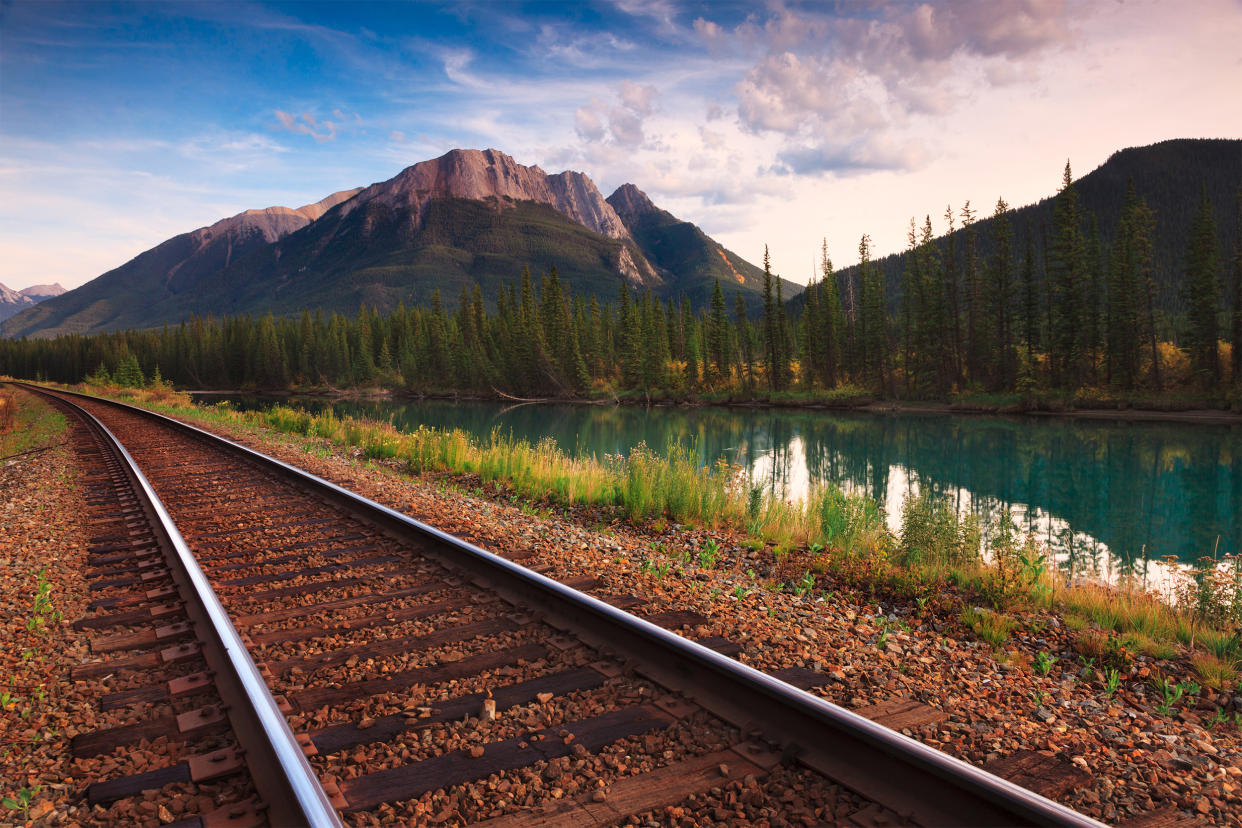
[168,671,214,697]
[161,640,203,663]
[730,740,783,771]
[189,745,247,782]
[177,704,230,734]
[201,796,266,828]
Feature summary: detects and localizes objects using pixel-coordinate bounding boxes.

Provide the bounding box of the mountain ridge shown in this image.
[0,282,66,323]
[3,149,782,338]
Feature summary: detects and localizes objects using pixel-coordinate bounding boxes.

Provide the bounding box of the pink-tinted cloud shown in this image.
[702,1,1075,175]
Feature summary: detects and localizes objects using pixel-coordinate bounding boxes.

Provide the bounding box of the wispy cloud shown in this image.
[273,110,364,144]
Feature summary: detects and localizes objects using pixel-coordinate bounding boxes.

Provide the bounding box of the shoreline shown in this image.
[187,388,1242,426]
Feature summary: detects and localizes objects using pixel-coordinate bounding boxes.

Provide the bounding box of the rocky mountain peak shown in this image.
[606,183,659,226]
[0,282,41,323]
[341,148,634,242]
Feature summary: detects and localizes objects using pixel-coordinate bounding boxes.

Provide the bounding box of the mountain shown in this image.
[0,282,67,323]
[0,189,361,338]
[3,149,785,338]
[18,283,66,300]
[606,183,800,308]
[0,284,36,322]
[787,138,1241,319]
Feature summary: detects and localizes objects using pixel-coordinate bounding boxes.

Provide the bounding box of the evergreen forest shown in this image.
[4,165,1240,404]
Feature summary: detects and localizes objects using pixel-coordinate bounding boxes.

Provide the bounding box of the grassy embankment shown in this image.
[0,386,68,459]
[24,378,1242,696]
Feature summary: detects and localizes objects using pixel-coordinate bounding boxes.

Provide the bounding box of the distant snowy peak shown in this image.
[0,282,38,323]
[341,148,633,241]
[18,283,66,300]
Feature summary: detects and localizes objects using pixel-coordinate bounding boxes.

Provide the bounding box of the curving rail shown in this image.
[18,382,1104,828]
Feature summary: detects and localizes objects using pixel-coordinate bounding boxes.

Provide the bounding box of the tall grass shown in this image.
[55,381,1242,654]
[168,400,892,549]
[0,389,15,434]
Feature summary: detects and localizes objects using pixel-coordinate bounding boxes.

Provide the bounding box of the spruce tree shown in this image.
[1048,161,1086,389]
[1084,216,1104,383]
[709,279,727,383]
[762,246,777,390]
[800,273,819,390]
[734,291,752,392]
[1233,185,1242,384]
[1109,179,1159,390]
[819,241,842,388]
[1020,219,1040,353]
[354,305,377,384]
[1181,184,1223,386]
[986,197,1014,388]
[775,277,791,391]
[942,205,963,387]
[961,201,986,386]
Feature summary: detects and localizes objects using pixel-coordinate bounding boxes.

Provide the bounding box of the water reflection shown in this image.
[198,395,1240,582]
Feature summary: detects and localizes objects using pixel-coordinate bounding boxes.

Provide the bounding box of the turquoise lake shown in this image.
[196,395,1240,587]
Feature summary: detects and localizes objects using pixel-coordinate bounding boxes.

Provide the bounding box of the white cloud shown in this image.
[619,80,658,116]
[570,80,662,150]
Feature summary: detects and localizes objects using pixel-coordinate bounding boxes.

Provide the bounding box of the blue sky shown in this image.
[2,0,1239,291]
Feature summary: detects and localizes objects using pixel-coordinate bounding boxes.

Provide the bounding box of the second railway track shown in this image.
[22,383,1103,828]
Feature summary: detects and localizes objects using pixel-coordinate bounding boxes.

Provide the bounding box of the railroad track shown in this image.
[18,383,1102,828]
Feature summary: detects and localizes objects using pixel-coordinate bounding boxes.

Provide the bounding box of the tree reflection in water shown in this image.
[200,395,1239,587]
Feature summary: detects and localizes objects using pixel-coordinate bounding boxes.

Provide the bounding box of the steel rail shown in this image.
[29,384,1104,828]
[20,384,342,828]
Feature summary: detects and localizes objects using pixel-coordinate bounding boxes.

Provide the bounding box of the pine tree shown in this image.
[734,291,752,392]
[819,241,842,388]
[1109,179,1158,390]
[854,234,890,392]
[986,197,1014,388]
[899,218,920,395]
[1020,219,1040,354]
[865,241,890,394]
[354,305,377,384]
[619,287,642,388]
[1084,216,1104,383]
[942,205,963,387]
[116,354,144,388]
[1181,184,1223,386]
[961,201,987,386]
[428,290,451,387]
[762,246,777,391]
[1048,161,1086,389]
[800,273,819,390]
[708,279,727,383]
[775,276,791,391]
[256,314,287,389]
[1233,185,1242,385]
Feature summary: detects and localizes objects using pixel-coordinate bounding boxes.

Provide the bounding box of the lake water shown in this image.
[196,395,1240,587]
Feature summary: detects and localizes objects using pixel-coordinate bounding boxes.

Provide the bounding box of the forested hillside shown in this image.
[791,139,1240,322]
